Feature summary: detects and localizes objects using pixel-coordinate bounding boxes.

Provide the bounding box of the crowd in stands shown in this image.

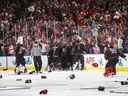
[0,0,128,56]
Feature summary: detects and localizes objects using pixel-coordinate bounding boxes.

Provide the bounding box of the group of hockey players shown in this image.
[14,34,127,76]
[47,35,86,71]
[14,35,86,74]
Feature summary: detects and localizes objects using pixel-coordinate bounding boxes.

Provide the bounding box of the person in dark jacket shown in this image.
[71,38,86,70]
[47,42,62,71]
[60,42,69,70]
[15,43,27,73]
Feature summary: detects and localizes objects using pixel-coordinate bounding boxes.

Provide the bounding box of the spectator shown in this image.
[0,0,128,54]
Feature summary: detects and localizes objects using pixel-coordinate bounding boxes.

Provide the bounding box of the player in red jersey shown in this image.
[104,43,127,77]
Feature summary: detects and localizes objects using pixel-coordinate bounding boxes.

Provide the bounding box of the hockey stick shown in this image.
[113,80,128,82]
[110,90,128,94]
[80,86,119,90]
[80,87,98,90]
[0,86,30,91]
[0,86,6,88]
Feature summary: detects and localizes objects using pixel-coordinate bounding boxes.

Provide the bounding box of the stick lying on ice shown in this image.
[80,86,118,90]
[110,90,128,94]
[0,86,30,91]
[0,86,6,88]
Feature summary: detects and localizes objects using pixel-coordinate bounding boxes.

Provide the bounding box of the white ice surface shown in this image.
[0,71,128,96]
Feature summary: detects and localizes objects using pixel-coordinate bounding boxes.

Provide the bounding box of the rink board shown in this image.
[0,54,128,72]
[0,65,128,73]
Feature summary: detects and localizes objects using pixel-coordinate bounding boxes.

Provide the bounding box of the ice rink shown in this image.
[0,71,128,96]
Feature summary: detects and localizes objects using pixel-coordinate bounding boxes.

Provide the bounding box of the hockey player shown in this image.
[15,43,27,74]
[71,37,86,70]
[104,43,126,77]
[47,43,61,71]
[60,41,69,70]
